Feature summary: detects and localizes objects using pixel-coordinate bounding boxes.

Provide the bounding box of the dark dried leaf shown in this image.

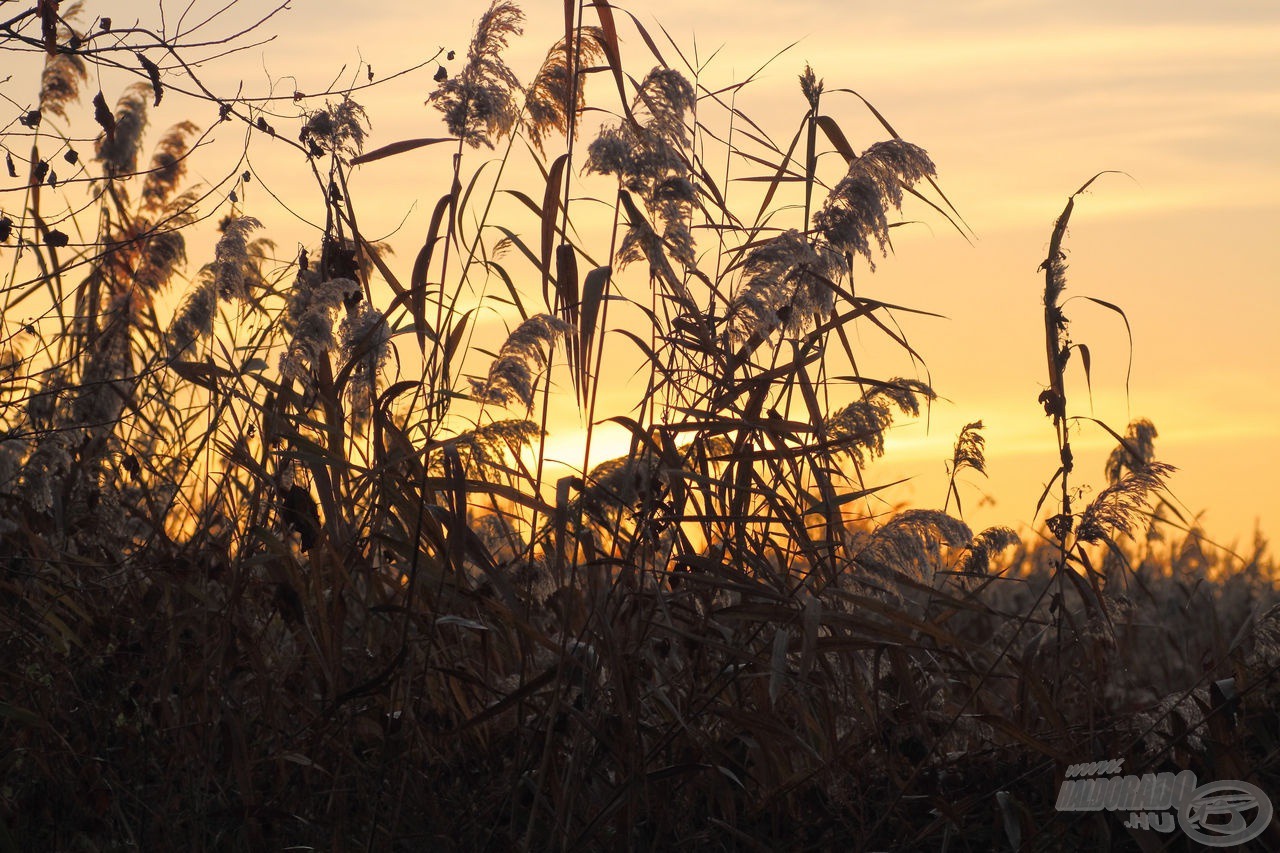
[92,91,116,141]
[137,52,163,106]
[282,484,321,551]
[45,229,69,247]
[121,454,141,480]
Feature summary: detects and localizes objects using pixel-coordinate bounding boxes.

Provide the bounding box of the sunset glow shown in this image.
[5,1,1276,545]
[7,2,1280,846]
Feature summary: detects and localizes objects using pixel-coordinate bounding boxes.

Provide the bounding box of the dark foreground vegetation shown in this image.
[2,2,1277,849]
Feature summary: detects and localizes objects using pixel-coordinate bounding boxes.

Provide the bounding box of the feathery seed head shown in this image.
[814,139,936,268]
[632,67,696,146]
[142,121,199,207]
[584,126,631,177]
[133,221,188,295]
[1044,256,1068,311]
[95,83,151,177]
[280,275,351,380]
[38,6,86,120]
[727,230,845,342]
[429,1,524,148]
[568,448,664,533]
[75,323,132,427]
[339,300,391,429]
[167,267,217,357]
[960,526,1020,574]
[470,313,570,409]
[949,420,987,477]
[438,419,542,477]
[40,53,87,121]
[302,98,369,157]
[212,216,262,302]
[524,27,606,152]
[826,379,935,466]
[862,509,972,582]
[1077,461,1175,544]
[799,64,824,111]
[587,68,698,269]
[1105,418,1158,485]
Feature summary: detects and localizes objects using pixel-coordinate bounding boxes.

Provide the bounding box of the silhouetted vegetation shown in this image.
[2,2,1277,850]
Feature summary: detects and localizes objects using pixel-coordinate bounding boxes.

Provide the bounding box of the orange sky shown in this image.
[6,1,1277,550]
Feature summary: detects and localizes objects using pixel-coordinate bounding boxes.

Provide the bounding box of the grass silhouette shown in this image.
[1,2,1277,849]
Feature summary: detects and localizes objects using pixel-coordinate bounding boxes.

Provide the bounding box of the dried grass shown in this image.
[1,4,1275,851]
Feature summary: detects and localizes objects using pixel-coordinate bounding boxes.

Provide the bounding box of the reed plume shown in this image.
[95,83,151,177]
[524,27,606,152]
[1077,460,1175,544]
[813,139,936,268]
[132,203,196,296]
[167,267,217,357]
[141,121,199,208]
[858,508,972,582]
[586,67,698,268]
[429,0,525,148]
[301,97,370,157]
[36,2,85,121]
[280,273,353,382]
[433,419,542,477]
[726,229,844,342]
[470,313,570,409]
[825,379,935,466]
[960,525,1020,573]
[338,299,391,428]
[1105,418,1159,485]
[211,215,262,302]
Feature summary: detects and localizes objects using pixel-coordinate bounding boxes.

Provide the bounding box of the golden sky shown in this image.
[9,0,1278,548]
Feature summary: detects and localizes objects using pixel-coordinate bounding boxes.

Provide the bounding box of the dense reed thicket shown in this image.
[2,2,1277,850]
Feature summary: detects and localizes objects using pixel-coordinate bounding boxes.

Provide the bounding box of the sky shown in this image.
[8,0,1278,551]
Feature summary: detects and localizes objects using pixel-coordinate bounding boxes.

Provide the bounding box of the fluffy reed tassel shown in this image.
[524,27,605,152]
[586,67,698,268]
[825,379,935,466]
[813,139,936,268]
[429,0,524,148]
[212,216,263,302]
[470,313,570,408]
[1077,461,1175,544]
[95,83,151,177]
[726,229,844,342]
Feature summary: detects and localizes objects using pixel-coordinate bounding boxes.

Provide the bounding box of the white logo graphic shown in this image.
[1056,760,1273,847]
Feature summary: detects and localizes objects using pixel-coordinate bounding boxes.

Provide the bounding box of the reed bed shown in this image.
[1,2,1277,850]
